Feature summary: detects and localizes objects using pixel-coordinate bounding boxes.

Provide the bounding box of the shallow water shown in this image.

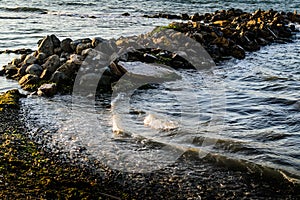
[1,0,300,183]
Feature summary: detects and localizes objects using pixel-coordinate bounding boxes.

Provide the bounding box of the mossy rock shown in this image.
[0,89,21,111]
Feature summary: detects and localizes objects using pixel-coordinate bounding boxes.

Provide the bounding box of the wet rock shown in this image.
[76,43,93,55]
[4,64,18,77]
[25,64,43,76]
[69,54,83,65]
[18,64,29,77]
[11,57,22,66]
[70,38,92,51]
[0,89,21,110]
[50,34,61,48]
[231,45,246,59]
[50,71,68,84]
[56,60,78,77]
[36,52,48,64]
[42,54,60,73]
[37,83,57,97]
[92,37,106,48]
[18,74,39,87]
[23,55,37,65]
[40,69,53,80]
[122,12,130,16]
[38,35,54,56]
[60,38,73,53]
[117,61,180,81]
[181,13,190,20]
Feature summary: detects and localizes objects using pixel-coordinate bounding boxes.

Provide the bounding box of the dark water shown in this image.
[0,0,300,184]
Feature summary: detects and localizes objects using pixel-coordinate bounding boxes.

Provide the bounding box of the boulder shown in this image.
[50,34,61,48]
[42,54,60,73]
[4,64,18,77]
[18,64,28,76]
[38,35,54,56]
[76,43,92,55]
[40,69,53,80]
[23,55,37,65]
[70,38,92,51]
[11,57,22,66]
[50,71,68,84]
[60,38,73,53]
[92,37,106,48]
[18,74,39,87]
[117,61,181,82]
[56,61,78,77]
[36,52,48,64]
[25,64,43,76]
[37,83,57,97]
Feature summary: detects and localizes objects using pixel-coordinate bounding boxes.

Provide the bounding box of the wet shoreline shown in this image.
[1,8,300,199]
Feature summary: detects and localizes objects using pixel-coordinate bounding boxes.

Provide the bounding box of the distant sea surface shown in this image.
[0,0,300,184]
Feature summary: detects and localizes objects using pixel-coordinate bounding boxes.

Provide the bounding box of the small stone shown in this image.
[25,64,43,76]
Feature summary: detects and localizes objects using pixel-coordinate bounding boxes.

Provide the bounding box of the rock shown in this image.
[81,48,93,57]
[23,55,37,65]
[50,34,61,48]
[0,89,21,110]
[11,57,22,66]
[109,62,125,77]
[0,68,5,76]
[40,69,53,80]
[117,61,180,82]
[18,74,39,87]
[181,13,190,20]
[38,35,54,56]
[70,38,92,51]
[213,20,230,27]
[25,64,43,76]
[50,71,68,84]
[69,54,83,65]
[37,83,57,97]
[92,37,106,48]
[18,64,28,76]
[122,12,130,16]
[36,52,48,64]
[60,38,73,53]
[231,45,246,59]
[4,64,18,78]
[42,54,60,73]
[56,60,78,77]
[76,43,92,55]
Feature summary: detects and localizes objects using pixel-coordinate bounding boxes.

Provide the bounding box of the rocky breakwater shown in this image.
[1,9,299,97]
[158,8,299,61]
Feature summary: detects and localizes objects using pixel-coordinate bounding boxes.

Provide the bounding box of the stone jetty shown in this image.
[1,9,299,97]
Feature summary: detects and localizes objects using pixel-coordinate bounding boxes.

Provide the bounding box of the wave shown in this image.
[0,6,47,13]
